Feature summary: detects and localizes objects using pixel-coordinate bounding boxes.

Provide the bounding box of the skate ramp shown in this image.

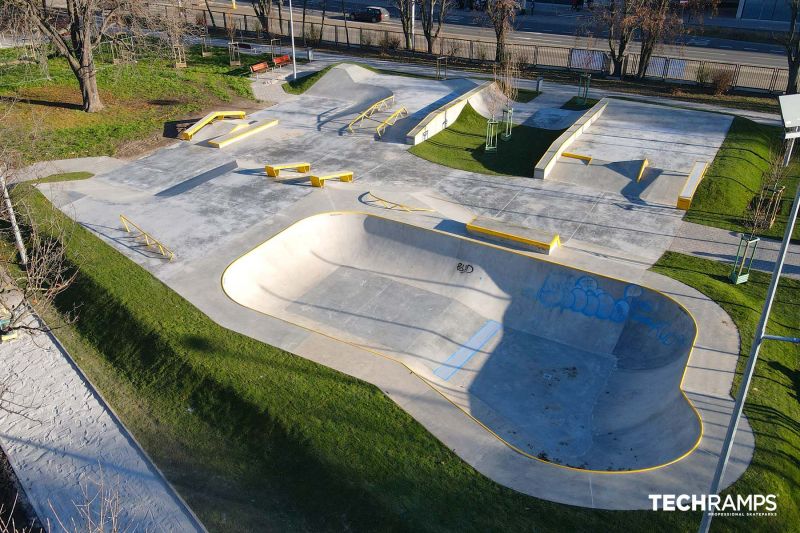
[222,213,701,471]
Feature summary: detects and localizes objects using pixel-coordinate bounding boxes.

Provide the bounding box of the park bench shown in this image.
[310,171,353,187]
[273,54,291,69]
[677,161,709,210]
[266,162,311,178]
[250,61,270,77]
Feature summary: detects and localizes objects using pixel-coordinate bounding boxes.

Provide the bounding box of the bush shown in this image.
[361,30,375,48]
[711,69,735,95]
[379,33,401,52]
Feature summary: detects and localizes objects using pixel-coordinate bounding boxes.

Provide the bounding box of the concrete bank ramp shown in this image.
[222,213,700,471]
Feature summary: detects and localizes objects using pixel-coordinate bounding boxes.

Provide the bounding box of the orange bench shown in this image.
[273,54,291,69]
[250,61,270,75]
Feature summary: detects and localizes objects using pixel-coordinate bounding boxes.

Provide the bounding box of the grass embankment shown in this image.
[0,46,260,164]
[282,64,335,94]
[516,88,540,103]
[34,171,94,184]
[561,96,600,111]
[10,186,688,533]
[409,103,563,177]
[686,116,799,241]
[651,252,799,532]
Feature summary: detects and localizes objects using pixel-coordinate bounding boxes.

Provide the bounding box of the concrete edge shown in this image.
[533,98,609,179]
[405,81,494,145]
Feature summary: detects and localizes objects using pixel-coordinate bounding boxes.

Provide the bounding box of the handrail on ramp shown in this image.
[347,95,395,133]
[376,107,408,138]
[119,215,175,261]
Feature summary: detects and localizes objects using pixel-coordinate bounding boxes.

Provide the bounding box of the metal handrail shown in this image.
[119,215,175,261]
[365,192,433,212]
[347,95,395,132]
[375,107,408,138]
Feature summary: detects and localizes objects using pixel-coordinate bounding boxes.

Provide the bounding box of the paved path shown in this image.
[670,221,800,279]
[0,323,204,532]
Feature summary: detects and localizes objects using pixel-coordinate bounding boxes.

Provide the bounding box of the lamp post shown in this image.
[288,0,297,79]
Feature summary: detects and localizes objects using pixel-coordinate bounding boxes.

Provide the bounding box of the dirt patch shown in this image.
[0,446,41,531]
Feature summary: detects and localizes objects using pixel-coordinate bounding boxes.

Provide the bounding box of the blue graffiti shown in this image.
[535,274,687,348]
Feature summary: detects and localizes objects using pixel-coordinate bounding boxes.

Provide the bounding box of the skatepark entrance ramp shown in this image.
[222,213,701,472]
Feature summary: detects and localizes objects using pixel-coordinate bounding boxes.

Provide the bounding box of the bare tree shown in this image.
[318,0,328,46]
[340,0,351,47]
[420,0,451,54]
[486,0,519,63]
[594,0,640,77]
[786,0,800,94]
[392,0,414,50]
[251,0,274,38]
[7,1,138,112]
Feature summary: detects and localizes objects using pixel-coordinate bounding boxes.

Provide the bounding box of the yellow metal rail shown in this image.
[119,215,175,261]
[365,192,433,213]
[179,110,246,140]
[376,107,408,138]
[636,158,650,183]
[562,152,592,163]
[347,95,395,133]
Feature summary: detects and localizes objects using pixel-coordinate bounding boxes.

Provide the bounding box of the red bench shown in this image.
[273,54,291,69]
[250,61,270,76]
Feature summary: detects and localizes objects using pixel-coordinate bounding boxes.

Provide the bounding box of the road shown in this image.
[202,0,788,68]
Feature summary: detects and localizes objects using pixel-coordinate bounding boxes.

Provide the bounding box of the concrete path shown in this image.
[670,221,800,279]
[0,323,204,532]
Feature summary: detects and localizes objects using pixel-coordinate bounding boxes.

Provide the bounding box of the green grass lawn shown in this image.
[686,117,799,241]
[0,45,259,165]
[409,103,564,177]
[651,252,799,532]
[34,171,94,184]
[561,96,600,111]
[282,64,335,94]
[516,89,540,103]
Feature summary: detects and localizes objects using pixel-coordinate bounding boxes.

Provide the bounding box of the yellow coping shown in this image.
[365,191,433,212]
[119,214,175,261]
[561,152,592,163]
[179,110,246,140]
[677,161,709,210]
[310,171,354,187]
[636,158,650,183]
[347,95,396,132]
[376,107,408,138]
[466,220,561,253]
[266,162,311,178]
[208,118,279,148]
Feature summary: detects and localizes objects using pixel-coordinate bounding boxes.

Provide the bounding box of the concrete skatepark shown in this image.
[35,63,756,510]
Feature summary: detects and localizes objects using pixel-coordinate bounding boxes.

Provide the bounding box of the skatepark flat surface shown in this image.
[223,213,701,471]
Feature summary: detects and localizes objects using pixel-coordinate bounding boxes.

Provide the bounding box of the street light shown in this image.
[288,0,297,79]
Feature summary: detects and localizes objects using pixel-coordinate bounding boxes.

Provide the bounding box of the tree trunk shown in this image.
[302,0,308,46]
[495,27,505,62]
[341,0,351,46]
[78,65,103,112]
[788,60,800,95]
[319,0,327,46]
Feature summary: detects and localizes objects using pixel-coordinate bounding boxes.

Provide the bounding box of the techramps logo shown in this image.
[649,494,778,517]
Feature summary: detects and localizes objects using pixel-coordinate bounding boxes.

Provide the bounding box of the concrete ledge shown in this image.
[465,216,560,254]
[534,98,609,180]
[405,81,494,146]
[677,161,709,210]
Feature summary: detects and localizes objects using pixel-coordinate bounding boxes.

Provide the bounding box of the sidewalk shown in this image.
[0,321,204,531]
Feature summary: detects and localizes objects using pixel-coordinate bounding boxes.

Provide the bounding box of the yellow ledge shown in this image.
[179,110,246,140]
[562,152,592,163]
[310,172,354,187]
[266,162,311,178]
[209,119,279,149]
[466,221,560,254]
[636,158,650,183]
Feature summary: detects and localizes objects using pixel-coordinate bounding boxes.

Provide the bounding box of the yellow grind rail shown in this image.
[636,158,650,183]
[347,95,395,133]
[209,118,278,148]
[179,110,246,140]
[376,107,408,138]
[119,215,175,261]
[365,192,434,212]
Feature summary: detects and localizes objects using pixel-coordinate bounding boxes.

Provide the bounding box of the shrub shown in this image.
[711,69,735,95]
[379,33,401,51]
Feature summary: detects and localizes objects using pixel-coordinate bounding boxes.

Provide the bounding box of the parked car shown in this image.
[349,6,390,22]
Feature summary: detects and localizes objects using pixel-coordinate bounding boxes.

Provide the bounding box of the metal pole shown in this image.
[411,1,415,46]
[288,0,297,79]
[698,181,800,533]
[0,175,27,266]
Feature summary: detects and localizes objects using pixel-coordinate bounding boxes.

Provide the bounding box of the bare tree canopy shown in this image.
[486,0,519,63]
[787,1,800,94]
[420,0,451,54]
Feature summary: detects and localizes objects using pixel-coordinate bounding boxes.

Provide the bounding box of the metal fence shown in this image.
[199,8,789,94]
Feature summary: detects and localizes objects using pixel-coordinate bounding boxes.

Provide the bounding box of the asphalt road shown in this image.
[203,0,788,69]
